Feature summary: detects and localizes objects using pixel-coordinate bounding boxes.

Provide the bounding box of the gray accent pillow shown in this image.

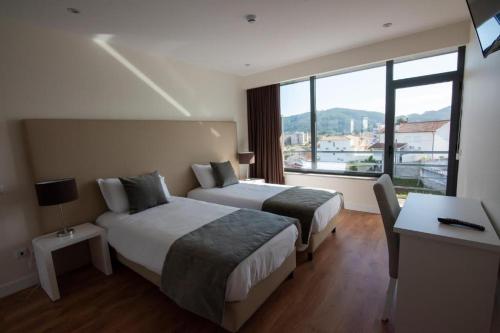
[210,161,239,188]
[119,171,168,214]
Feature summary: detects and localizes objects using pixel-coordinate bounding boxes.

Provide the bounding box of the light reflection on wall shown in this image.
[210,128,221,137]
[93,34,191,117]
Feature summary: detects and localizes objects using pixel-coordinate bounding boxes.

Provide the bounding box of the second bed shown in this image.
[188,181,343,259]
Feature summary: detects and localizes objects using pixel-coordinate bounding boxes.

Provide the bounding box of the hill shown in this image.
[401,106,451,122]
[282,107,384,135]
[282,106,451,135]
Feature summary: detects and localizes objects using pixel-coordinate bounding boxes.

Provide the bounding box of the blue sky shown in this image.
[281,52,457,117]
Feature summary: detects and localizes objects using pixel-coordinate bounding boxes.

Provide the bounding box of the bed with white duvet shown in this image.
[187,181,343,235]
[96,196,298,302]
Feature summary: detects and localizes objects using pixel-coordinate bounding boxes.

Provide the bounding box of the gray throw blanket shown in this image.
[161,208,298,325]
[262,186,340,245]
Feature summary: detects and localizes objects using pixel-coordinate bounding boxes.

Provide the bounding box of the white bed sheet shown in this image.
[96,196,297,302]
[187,183,343,233]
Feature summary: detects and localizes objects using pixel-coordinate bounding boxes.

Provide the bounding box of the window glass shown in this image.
[315,66,386,173]
[279,48,461,181]
[280,80,311,170]
[394,52,457,80]
[393,82,452,200]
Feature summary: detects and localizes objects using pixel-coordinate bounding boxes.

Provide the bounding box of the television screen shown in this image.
[466,0,500,57]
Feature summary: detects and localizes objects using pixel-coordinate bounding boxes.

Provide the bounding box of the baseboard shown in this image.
[0,273,39,298]
[344,201,379,214]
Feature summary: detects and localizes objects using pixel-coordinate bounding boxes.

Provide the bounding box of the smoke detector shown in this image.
[245,14,257,23]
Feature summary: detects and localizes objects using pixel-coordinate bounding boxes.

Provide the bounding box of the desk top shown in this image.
[394,193,500,252]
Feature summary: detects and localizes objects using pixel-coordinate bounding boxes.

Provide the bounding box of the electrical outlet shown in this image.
[15,247,30,259]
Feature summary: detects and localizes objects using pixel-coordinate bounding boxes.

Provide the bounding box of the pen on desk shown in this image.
[437,217,485,231]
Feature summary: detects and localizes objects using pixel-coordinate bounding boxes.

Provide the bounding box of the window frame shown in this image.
[281,47,466,188]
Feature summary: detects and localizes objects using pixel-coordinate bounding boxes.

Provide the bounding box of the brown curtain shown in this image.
[247,84,285,184]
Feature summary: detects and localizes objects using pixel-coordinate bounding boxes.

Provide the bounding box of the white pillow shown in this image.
[191,164,216,188]
[159,175,171,199]
[97,178,129,213]
[97,174,171,213]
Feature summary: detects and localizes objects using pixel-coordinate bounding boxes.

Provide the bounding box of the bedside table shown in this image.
[32,223,112,301]
[240,178,266,184]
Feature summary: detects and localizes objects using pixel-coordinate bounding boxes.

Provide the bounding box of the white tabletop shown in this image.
[394,193,500,253]
[32,223,104,252]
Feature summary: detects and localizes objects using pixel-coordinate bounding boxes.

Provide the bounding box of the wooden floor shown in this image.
[0,210,395,333]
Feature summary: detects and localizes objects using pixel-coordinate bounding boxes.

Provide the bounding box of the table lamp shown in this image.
[238,152,255,180]
[35,178,79,237]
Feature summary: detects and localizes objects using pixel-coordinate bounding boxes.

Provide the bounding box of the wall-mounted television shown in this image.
[466,0,500,58]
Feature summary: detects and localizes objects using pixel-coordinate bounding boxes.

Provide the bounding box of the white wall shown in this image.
[457,26,500,332]
[458,27,500,230]
[241,21,470,89]
[285,173,379,213]
[0,18,246,297]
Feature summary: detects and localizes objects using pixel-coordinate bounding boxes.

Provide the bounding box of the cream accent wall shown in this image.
[458,27,500,231]
[0,18,246,296]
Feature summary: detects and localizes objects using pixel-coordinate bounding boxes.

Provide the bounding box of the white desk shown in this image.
[32,223,112,301]
[394,193,500,333]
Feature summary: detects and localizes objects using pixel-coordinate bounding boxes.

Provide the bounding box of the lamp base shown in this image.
[56,227,75,237]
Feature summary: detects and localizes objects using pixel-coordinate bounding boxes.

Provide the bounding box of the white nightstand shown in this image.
[240,178,266,184]
[32,223,112,301]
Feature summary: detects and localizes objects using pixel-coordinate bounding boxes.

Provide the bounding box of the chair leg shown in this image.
[307,252,313,261]
[331,227,336,234]
[382,278,397,322]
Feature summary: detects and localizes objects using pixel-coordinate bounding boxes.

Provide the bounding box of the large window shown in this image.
[281,65,386,176]
[280,48,465,197]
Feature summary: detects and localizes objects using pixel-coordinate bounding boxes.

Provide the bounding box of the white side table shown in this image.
[240,178,266,184]
[32,223,112,301]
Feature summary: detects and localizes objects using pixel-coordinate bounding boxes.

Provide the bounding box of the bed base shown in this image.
[306,213,340,261]
[116,250,296,332]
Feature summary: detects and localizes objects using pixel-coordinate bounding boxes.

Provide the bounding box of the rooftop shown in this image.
[380,120,449,133]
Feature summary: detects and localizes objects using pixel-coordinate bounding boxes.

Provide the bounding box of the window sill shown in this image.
[284,170,379,181]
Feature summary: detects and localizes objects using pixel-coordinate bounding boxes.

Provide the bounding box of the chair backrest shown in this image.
[373,174,401,279]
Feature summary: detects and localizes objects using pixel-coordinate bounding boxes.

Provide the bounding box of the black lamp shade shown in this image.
[35,178,78,206]
[238,152,255,165]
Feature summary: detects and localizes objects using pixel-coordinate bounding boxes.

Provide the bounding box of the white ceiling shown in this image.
[1,0,469,76]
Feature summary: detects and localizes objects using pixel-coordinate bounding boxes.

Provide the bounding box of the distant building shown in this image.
[317,135,373,164]
[378,120,450,162]
[378,120,449,150]
[369,142,408,164]
[373,120,450,190]
[284,132,309,145]
[362,116,368,132]
[317,135,351,151]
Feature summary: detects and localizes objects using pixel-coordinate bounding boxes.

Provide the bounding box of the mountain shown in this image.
[282,107,384,135]
[401,106,451,122]
[282,106,451,135]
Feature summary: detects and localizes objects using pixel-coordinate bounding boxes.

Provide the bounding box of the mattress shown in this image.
[187,183,343,233]
[96,196,298,302]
